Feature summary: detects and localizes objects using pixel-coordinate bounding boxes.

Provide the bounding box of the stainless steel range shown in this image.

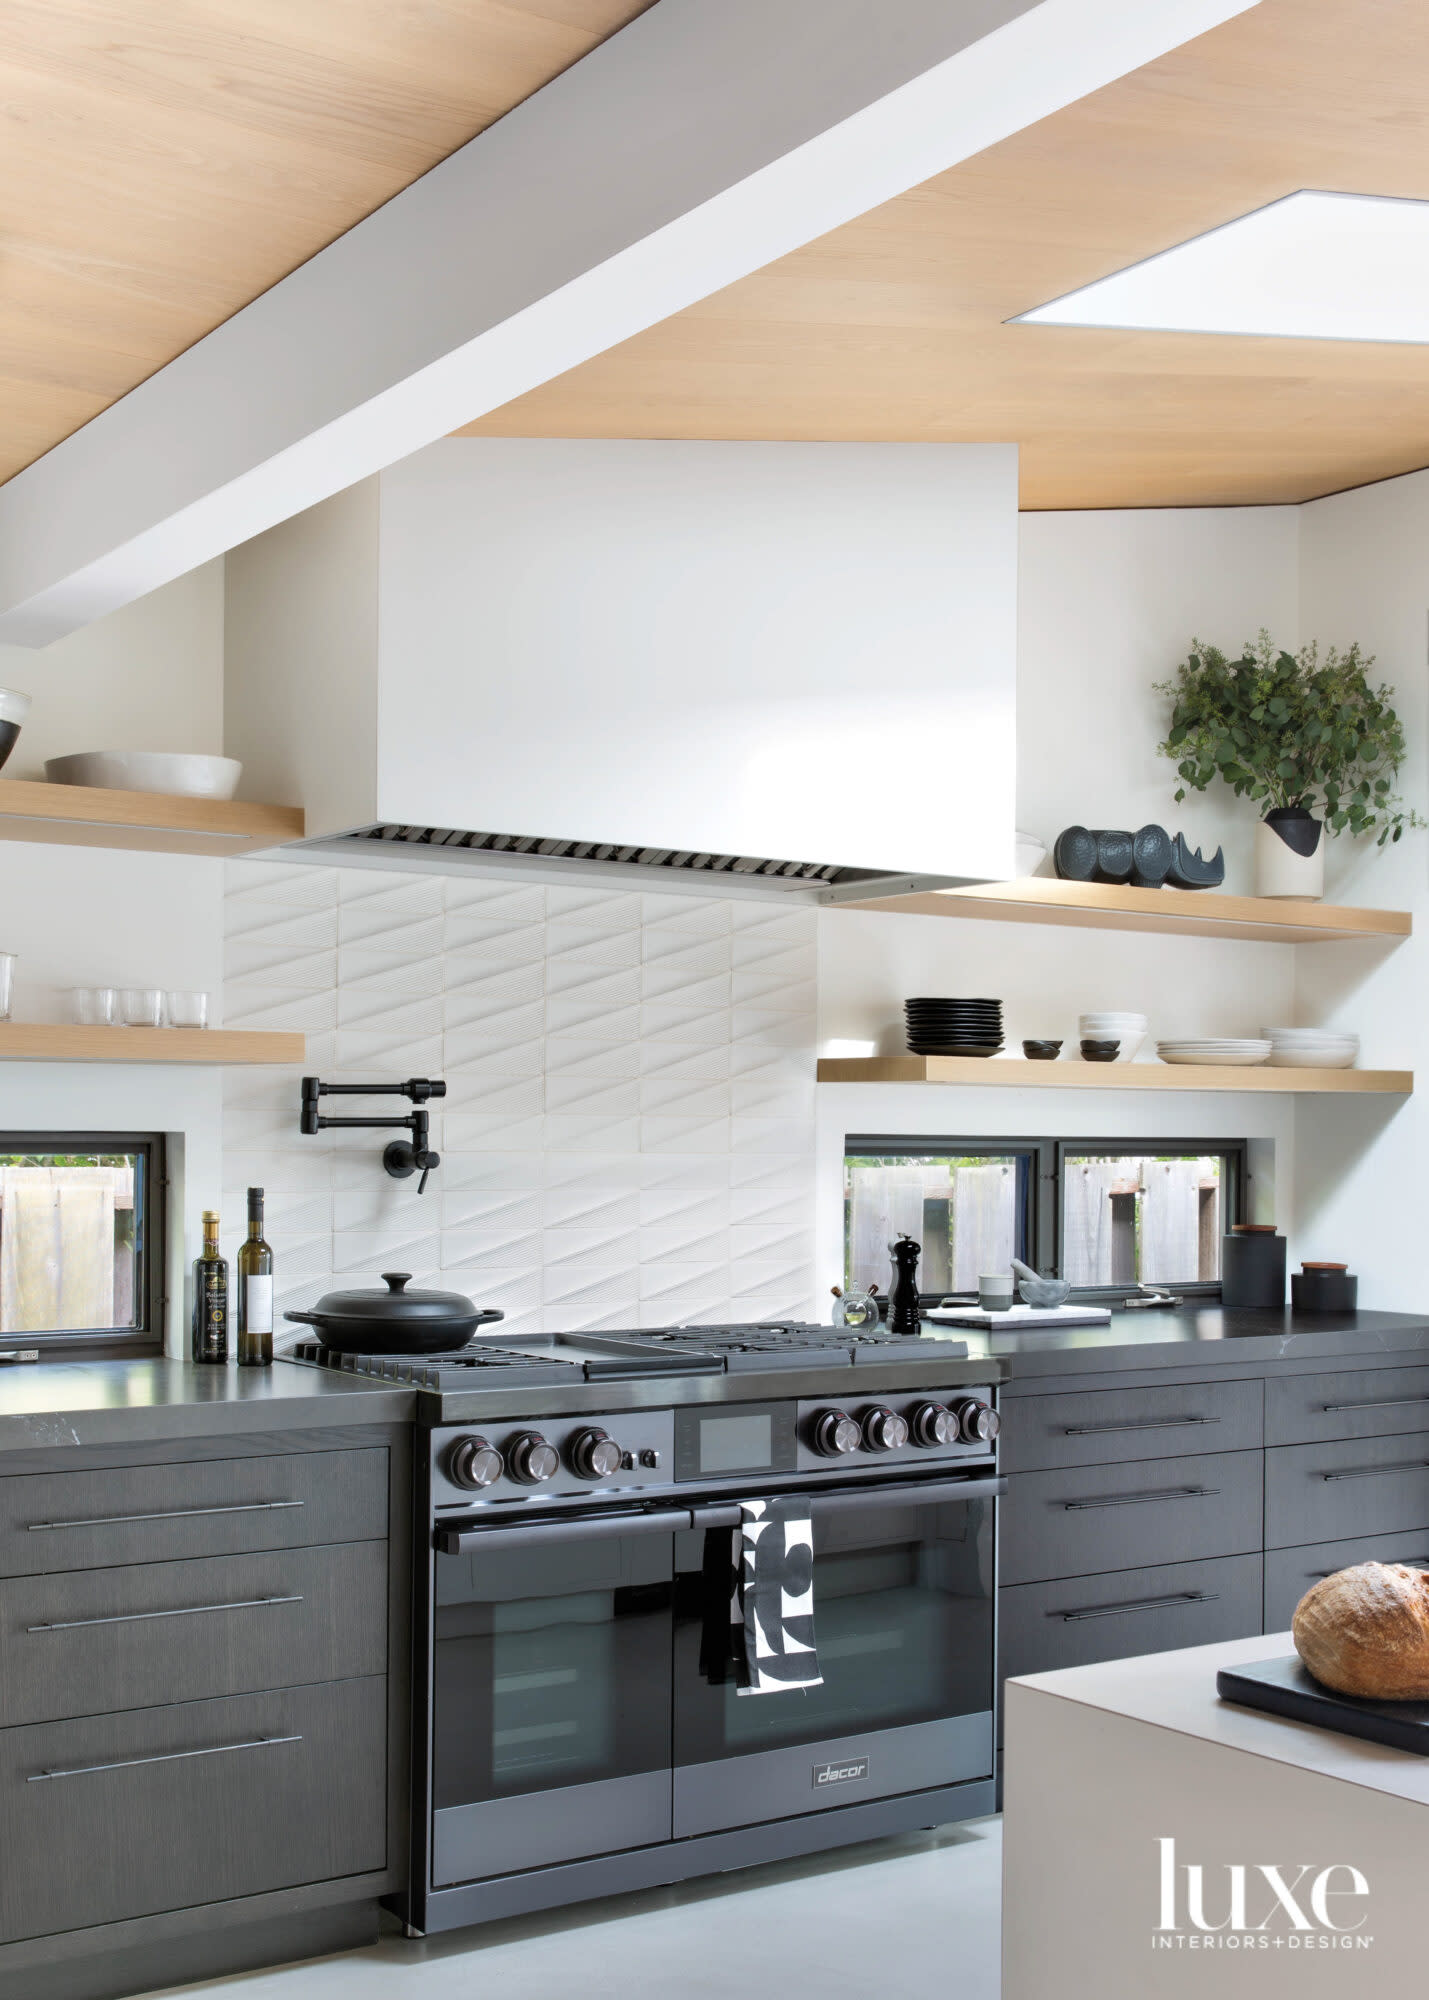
[290,1322,1006,1935]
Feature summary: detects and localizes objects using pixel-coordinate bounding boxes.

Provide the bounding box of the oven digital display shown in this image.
[699,1413,774,1474]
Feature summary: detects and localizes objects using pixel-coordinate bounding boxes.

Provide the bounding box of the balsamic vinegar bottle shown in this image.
[236,1186,274,1368]
[191,1209,229,1364]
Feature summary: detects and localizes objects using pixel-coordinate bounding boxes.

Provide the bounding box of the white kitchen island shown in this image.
[1002,1633,1429,1998]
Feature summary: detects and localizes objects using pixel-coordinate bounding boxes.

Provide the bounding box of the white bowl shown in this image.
[1159,1051,1271,1067]
[1014,830,1048,878]
[44,751,243,800]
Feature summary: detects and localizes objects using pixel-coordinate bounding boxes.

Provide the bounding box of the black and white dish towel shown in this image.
[703,1496,822,1696]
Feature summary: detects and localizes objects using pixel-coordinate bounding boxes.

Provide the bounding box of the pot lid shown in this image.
[307,1272,478,1322]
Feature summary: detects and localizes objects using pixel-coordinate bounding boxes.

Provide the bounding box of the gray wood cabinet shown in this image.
[1000,1360,1429,1715]
[0,1539,387,1727]
[999,1449,1263,1586]
[0,1676,387,1942]
[0,1448,388,1576]
[0,1426,404,1989]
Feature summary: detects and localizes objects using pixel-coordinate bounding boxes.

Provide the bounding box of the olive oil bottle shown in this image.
[191,1209,229,1363]
[236,1186,274,1367]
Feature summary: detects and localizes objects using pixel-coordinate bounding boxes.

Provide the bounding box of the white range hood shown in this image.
[226,440,1018,902]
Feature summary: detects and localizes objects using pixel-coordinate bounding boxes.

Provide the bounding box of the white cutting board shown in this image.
[924,1303,1113,1329]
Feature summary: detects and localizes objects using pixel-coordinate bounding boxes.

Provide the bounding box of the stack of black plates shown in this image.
[904,996,1003,1057]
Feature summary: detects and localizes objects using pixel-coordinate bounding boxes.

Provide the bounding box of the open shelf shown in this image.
[0,778,304,857]
[818,1056,1412,1094]
[0,1025,306,1065]
[837,877,1412,945]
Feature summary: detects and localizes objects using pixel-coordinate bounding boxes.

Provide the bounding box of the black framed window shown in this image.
[844,1134,1245,1303]
[0,1134,166,1356]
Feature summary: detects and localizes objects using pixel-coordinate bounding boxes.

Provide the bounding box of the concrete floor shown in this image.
[152,1817,1003,2000]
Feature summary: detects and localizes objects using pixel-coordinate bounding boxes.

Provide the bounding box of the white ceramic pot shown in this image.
[1254,809,1324,901]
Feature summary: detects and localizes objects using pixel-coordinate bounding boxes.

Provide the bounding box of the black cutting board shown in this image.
[1217,1654,1429,1754]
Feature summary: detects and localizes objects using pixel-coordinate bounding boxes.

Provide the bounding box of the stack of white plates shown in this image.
[1156,1039,1272,1067]
[1079,1011,1148,1062]
[1261,1027,1360,1070]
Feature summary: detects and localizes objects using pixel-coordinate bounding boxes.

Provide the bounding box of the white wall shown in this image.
[1292,469,1429,1303]
[0,562,224,779]
[0,569,228,1352]
[1016,506,1301,892]
[815,506,1304,1292]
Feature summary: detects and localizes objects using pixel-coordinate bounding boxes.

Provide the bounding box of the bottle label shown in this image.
[245,1275,274,1335]
[197,1272,227,1362]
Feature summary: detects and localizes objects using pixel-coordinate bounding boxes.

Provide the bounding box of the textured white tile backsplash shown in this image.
[223,861,818,1336]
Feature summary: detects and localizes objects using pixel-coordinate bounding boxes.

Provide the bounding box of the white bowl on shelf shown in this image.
[1079,1013,1148,1062]
[1157,1040,1272,1066]
[44,751,243,800]
[1014,830,1048,878]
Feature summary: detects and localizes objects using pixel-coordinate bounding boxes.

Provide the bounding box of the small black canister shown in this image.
[1221,1224,1287,1309]
[1291,1264,1359,1313]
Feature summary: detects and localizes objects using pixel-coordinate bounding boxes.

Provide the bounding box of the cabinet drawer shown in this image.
[1002,1379,1262,1473]
[1000,1449,1263,1586]
[0,1448,388,1576]
[1266,1434,1429,1549]
[0,1675,386,1943]
[1001,1554,1263,1682]
[1264,1529,1429,1632]
[1266,1365,1429,1447]
[0,1541,387,1727]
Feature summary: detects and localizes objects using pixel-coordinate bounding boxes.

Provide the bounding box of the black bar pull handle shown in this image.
[1320,1462,1429,1483]
[1062,1485,1219,1512]
[28,1593,302,1634]
[436,1509,691,1554]
[1054,1591,1219,1623]
[688,1473,1006,1532]
[28,1500,303,1532]
[1320,1396,1429,1414]
[28,1735,301,1783]
[1311,1558,1429,1578]
[1061,1416,1217,1436]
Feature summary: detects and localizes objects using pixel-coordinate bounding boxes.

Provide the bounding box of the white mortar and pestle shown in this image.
[1011,1257,1071,1309]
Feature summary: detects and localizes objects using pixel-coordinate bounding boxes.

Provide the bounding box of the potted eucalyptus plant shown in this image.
[1156,631,1423,900]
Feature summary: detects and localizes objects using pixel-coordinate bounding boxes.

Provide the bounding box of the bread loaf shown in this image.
[1292,1562,1429,1699]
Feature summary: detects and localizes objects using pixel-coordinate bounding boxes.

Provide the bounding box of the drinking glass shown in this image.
[73,986,118,1026]
[0,953,13,1022]
[120,987,163,1028]
[165,990,210,1029]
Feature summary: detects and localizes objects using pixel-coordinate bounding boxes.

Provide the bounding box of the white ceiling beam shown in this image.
[0,0,1257,644]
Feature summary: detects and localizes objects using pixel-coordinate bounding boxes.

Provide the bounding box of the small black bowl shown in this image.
[1022,1040,1063,1060]
[1080,1038,1120,1063]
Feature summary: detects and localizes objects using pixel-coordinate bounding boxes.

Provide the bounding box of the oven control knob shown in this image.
[909,1402,959,1448]
[809,1409,860,1458]
[951,1398,1001,1444]
[569,1427,623,1481]
[861,1406,910,1453]
[507,1432,560,1484]
[446,1435,504,1490]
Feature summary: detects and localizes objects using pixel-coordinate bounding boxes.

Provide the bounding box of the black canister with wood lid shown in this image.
[1221,1223,1286,1309]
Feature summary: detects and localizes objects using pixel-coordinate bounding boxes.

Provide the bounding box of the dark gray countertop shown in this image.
[0,1359,415,1456]
[921,1306,1429,1392]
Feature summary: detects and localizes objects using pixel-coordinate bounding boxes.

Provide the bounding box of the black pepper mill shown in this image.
[888,1234,922,1335]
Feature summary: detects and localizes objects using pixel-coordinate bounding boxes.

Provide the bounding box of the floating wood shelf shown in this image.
[837,878,1412,946]
[818,1056,1413,1095]
[0,1026,306,1065]
[0,778,304,857]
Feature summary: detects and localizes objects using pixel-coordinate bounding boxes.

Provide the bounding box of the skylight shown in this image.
[1014,191,1429,344]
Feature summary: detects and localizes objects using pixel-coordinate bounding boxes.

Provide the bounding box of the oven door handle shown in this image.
[435,1508,692,1553]
[688,1473,1006,1531]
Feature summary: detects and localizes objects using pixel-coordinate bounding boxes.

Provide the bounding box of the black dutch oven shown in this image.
[284,1272,504,1354]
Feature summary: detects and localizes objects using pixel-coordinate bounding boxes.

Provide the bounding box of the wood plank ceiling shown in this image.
[464,0,1429,509]
[0,0,653,484]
